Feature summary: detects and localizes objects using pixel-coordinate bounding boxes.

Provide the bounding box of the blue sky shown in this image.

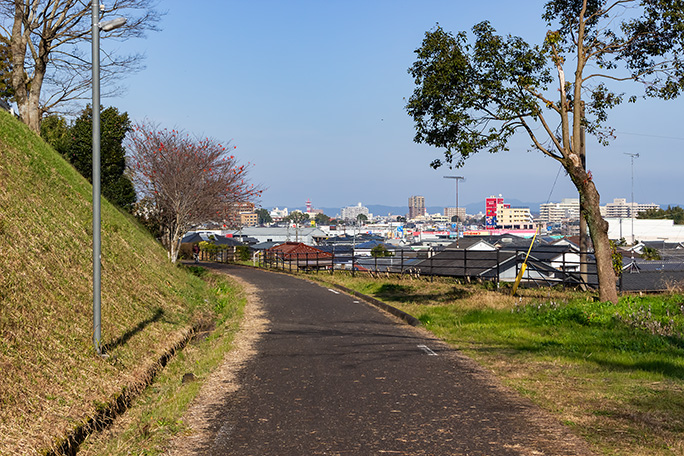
[108,0,683,212]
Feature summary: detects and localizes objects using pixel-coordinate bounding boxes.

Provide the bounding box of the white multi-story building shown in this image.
[496,204,535,230]
[341,202,371,221]
[601,198,659,218]
[538,198,580,223]
[270,207,289,222]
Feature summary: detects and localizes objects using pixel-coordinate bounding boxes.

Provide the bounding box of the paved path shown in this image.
[193,264,594,456]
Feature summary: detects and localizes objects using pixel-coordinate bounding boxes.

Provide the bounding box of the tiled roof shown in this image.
[267,242,333,259]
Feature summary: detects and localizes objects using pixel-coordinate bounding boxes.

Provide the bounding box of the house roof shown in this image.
[413,250,519,277]
[181,232,244,246]
[267,242,333,259]
[444,237,496,250]
[321,233,384,245]
[210,236,245,246]
[520,245,579,262]
[621,258,684,272]
[318,244,355,255]
[620,269,684,291]
[231,227,328,240]
[252,241,280,250]
[355,240,395,250]
[181,233,204,244]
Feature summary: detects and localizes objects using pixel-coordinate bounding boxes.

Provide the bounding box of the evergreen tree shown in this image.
[40,114,70,156]
[256,208,273,225]
[42,106,136,211]
[0,37,14,106]
[639,206,684,225]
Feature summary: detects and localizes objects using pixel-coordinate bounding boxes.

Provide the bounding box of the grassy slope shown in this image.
[0,111,220,455]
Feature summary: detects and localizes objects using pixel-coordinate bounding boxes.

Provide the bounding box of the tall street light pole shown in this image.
[92,3,126,356]
[444,176,464,248]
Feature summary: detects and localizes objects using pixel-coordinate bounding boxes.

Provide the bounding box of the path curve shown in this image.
[169,264,595,456]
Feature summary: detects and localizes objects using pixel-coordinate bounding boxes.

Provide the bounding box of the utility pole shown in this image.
[444,176,464,248]
[625,153,639,245]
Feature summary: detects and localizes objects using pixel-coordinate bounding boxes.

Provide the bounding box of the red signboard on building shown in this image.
[485,196,504,229]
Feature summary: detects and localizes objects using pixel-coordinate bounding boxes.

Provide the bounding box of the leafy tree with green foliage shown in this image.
[236,245,251,261]
[42,106,136,210]
[609,240,622,277]
[285,211,310,226]
[0,36,14,105]
[39,114,70,155]
[371,244,393,258]
[256,208,273,225]
[638,206,684,225]
[356,213,368,225]
[641,246,662,261]
[315,213,331,225]
[406,1,684,303]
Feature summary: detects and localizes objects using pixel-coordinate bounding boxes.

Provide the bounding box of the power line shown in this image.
[546,164,564,205]
[615,131,684,141]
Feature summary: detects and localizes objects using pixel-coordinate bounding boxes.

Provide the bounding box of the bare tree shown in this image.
[0,0,162,133]
[127,123,262,263]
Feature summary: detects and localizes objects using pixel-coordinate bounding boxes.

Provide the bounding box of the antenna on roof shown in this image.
[624,153,639,245]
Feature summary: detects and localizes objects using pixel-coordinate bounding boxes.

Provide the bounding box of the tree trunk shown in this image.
[570,166,619,303]
[10,5,29,125]
[21,95,42,133]
[9,2,47,134]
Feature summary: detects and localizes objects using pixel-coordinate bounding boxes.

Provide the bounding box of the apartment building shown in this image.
[444,207,466,222]
[602,198,660,218]
[538,198,580,223]
[341,202,370,221]
[496,204,535,230]
[240,212,259,226]
[408,195,426,220]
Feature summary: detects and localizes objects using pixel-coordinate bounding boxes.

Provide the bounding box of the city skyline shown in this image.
[264,194,670,219]
[109,1,684,211]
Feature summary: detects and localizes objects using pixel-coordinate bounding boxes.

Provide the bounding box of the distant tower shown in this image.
[306,199,312,213]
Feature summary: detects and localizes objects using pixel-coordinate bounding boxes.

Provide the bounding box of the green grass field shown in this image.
[309,272,684,455]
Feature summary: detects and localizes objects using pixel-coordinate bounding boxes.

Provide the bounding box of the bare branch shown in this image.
[127,124,263,262]
[2,0,163,132]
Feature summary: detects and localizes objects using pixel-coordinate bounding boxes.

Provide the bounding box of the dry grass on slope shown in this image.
[0,112,219,455]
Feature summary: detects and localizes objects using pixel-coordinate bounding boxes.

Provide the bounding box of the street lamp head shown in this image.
[99,17,127,32]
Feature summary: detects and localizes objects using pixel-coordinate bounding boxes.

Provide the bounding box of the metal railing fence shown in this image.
[198,245,684,292]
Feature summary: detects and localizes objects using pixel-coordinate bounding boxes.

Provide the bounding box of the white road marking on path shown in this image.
[328,289,340,294]
[417,344,438,356]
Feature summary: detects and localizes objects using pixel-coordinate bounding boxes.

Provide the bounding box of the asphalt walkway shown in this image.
[194,263,594,456]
